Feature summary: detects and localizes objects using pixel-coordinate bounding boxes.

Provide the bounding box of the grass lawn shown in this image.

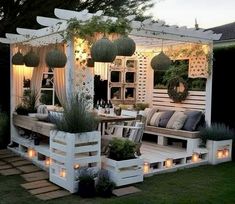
[0,162,235,204]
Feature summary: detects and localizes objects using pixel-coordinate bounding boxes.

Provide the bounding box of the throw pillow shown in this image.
[182,110,203,131]
[158,110,175,128]
[149,112,163,126]
[167,111,184,129]
[172,114,187,130]
[146,107,159,125]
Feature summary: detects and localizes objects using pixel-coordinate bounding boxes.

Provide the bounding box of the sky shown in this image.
[148,0,235,29]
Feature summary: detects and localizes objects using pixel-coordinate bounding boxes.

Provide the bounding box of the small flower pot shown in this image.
[78,179,96,198]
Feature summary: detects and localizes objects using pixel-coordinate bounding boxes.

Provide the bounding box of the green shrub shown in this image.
[53,94,99,133]
[134,103,149,111]
[108,138,136,161]
[200,123,235,145]
[0,112,9,147]
[15,104,29,115]
[96,169,115,197]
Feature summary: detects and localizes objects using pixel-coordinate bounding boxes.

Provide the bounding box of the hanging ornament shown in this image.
[45,48,67,68]
[12,51,24,65]
[91,37,117,63]
[151,40,171,71]
[114,36,136,56]
[24,49,40,67]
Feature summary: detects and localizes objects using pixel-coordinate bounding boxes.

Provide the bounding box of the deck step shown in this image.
[29,185,60,195]
[35,190,70,200]
[17,165,41,173]
[21,171,49,182]
[21,180,52,190]
[0,168,22,176]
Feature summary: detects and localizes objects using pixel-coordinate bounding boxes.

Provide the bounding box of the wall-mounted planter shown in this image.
[206,139,232,165]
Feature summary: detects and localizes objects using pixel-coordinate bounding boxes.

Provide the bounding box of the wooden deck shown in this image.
[140,141,208,176]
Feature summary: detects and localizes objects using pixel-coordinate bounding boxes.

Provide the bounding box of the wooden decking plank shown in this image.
[35,190,70,200]
[21,180,52,190]
[112,186,141,197]
[29,185,60,195]
[17,165,41,173]
[0,168,22,176]
[21,171,49,182]
[0,161,7,165]
[3,156,23,162]
[0,149,12,155]
[12,160,32,167]
[0,164,13,170]
[0,153,15,159]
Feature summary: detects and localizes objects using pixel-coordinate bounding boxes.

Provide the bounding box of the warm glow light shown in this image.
[45,158,52,166]
[165,158,173,168]
[60,169,66,178]
[217,150,224,159]
[192,153,200,163]
[94,62,109,80]
[143,162,150,174]
[74,164,80,169]
[223,149,229,158]
[28,149,36,158]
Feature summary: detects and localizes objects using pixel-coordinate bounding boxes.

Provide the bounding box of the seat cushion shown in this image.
[182,110,203,131]
[166,111,187,130]
[158,110,175,128]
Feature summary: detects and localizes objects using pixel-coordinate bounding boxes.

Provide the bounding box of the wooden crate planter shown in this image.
[103,157,143,186]
[207,139,232,165]
[49,130,101,193]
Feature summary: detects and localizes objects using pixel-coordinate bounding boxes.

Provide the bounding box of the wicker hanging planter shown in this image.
[91,37,117,63]
[45,48,67,68]
[151,51,171,71]
[114,36,136,56]
[24,49,40,67]
[12,51,24,65]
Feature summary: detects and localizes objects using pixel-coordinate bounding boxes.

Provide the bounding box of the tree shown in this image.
[0,0,154,37]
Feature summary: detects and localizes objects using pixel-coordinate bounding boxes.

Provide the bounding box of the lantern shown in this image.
[217,149,223,159]
[28,148,36,158]
[223,149,229,158]
[60,168,66,178]
[192,152,200,163]
[165,158,173,168]
[45,158,52,166]
[45,48,67,68]
[151,51,171,71]
[91,37,117,63]
[24,49,40,67]
[143,162,150,174]
[114,36,136,56]
[12,51,24,65]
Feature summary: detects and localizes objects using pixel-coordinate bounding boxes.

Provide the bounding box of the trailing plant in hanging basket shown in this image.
[45,48,67,68]
[91,37,117,63]
[63,16,131,43]
[167,77,189,103]
[151,51,171,71]
[24,49,40,67]
[12,51,24,65]
[114,36,136,56]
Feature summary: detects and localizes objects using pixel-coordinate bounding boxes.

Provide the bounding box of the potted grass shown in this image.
[49,94,101,193]
[103,138,143,186]
[200,123,234,165]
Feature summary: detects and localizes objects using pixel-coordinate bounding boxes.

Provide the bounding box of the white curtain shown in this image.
[54,44,67,105]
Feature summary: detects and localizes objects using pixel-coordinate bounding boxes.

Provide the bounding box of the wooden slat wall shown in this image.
[152,89,206,111]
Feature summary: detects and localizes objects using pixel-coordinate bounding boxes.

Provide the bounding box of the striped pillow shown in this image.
[150,112,163,126]
[146,107,159,125]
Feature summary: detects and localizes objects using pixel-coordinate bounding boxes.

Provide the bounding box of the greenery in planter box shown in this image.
[108,138,136,161]
[53,94,99,133]
[78,167,97,198]
[134,102,149,111]
[96,169,115,197]
[200,123,235,145]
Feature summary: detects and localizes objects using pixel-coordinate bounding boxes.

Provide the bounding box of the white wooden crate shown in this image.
[103,157,143,186]
[49,130,101,193]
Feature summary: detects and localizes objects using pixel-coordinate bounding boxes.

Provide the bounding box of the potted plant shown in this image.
[103,138,143,186]
[200,123,234,165]
[77,167,97,198]
[49,94,101,193]
[96,169,115,197]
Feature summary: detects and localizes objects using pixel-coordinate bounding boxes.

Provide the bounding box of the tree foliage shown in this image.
[0,0,154,37]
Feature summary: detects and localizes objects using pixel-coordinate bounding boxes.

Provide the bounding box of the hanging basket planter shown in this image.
[151,51,171,71]
[12,51,24,65]
[45,48,67,68]
[91,37,117,63]
[24,50,40,67]
[114,36,136,56]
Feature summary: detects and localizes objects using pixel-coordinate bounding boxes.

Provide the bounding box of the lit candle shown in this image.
[143,162,150,174]
[28,149,35,158]
[74,164,80,169]
[217,150,223,159]
[165,158,173,168]
[223,149,229,158]
[60,169,66,178]
[45,158,52,166]
[192,153,199,163]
